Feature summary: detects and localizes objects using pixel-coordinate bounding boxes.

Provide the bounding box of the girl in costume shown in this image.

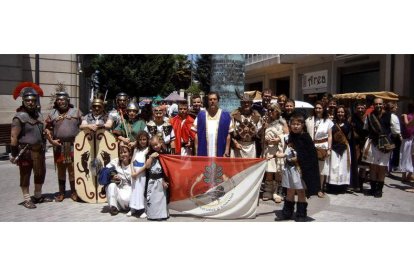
[145,135,169,221]
[275,113,320,222]
[128,131,150,218]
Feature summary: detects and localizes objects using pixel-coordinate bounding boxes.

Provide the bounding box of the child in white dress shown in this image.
[128,131,150,218]
[145,135,169,221]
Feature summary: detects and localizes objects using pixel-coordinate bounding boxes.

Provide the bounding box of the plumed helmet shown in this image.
[126,102,139,111]
[21,87,38,111]
[21,87,38,100]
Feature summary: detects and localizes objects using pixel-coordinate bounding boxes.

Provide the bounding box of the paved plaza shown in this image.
[0,148,413,222]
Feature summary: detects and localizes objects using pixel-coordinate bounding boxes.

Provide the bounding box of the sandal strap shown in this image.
[23,200,36,209]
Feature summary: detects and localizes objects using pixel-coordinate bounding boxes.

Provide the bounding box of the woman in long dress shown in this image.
[305,101,333,198]
[327,106,351,193]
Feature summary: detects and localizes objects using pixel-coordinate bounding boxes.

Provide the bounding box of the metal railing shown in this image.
[244,54,280,65]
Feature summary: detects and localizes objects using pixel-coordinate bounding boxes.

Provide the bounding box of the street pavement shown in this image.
[0,148,413,222]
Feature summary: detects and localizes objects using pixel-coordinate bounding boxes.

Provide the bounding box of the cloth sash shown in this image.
[197,109,231,157]
[332,123,351,171]
[368,112,391,145]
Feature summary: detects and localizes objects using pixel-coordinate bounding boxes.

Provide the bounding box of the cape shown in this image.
[288,132,320,197]
[170,114,195,154]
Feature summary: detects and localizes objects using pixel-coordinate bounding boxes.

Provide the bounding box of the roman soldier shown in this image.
[45,91,83,202]
[107,92,130,131]
[10,83,52,208]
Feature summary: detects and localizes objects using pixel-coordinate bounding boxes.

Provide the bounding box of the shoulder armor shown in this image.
[13,112,30,123]
[13,111,43,125]
[66,108,81,119]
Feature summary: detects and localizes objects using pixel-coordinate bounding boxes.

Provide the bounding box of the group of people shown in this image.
[10,83,414,222]
[305,94,414,199]
[10,88,84,209]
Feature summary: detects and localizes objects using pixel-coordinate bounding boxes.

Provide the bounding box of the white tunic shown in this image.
[327,144,351,185]
[130,147,148,210]
[146,157,169,220]
[362,113,400,167]
[105,158,132,211]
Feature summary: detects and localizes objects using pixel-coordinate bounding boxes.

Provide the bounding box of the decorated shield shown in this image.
[74,129,118,203]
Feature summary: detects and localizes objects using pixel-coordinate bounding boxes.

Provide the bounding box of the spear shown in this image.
[104,89,108,102]
[119,109,131,141]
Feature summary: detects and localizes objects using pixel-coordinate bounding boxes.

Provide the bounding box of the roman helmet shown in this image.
[92,98,104,107]
[55,91,70,109]
[12,82,44,112]
[91,98,105,115]
[115,92,129,109]
[126,101,139,112]
[21,87,38,112]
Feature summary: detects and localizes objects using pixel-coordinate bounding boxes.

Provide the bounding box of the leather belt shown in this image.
[149,172,163,179]
[314,137,328,144]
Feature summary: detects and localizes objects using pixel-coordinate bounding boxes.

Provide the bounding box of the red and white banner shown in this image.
[159,155,266,219]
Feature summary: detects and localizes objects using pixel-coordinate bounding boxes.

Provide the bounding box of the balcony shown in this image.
[245,54,335,71]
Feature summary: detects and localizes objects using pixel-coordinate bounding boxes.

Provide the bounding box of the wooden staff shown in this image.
[119,109,131,141]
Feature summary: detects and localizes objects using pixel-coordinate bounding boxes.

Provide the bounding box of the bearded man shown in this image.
[45,91,83,202]
[362,97,400,198]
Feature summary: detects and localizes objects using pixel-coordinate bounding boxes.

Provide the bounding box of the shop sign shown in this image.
[302,70,328,90]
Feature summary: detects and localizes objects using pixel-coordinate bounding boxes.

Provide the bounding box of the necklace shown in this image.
[119,161,131,186]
